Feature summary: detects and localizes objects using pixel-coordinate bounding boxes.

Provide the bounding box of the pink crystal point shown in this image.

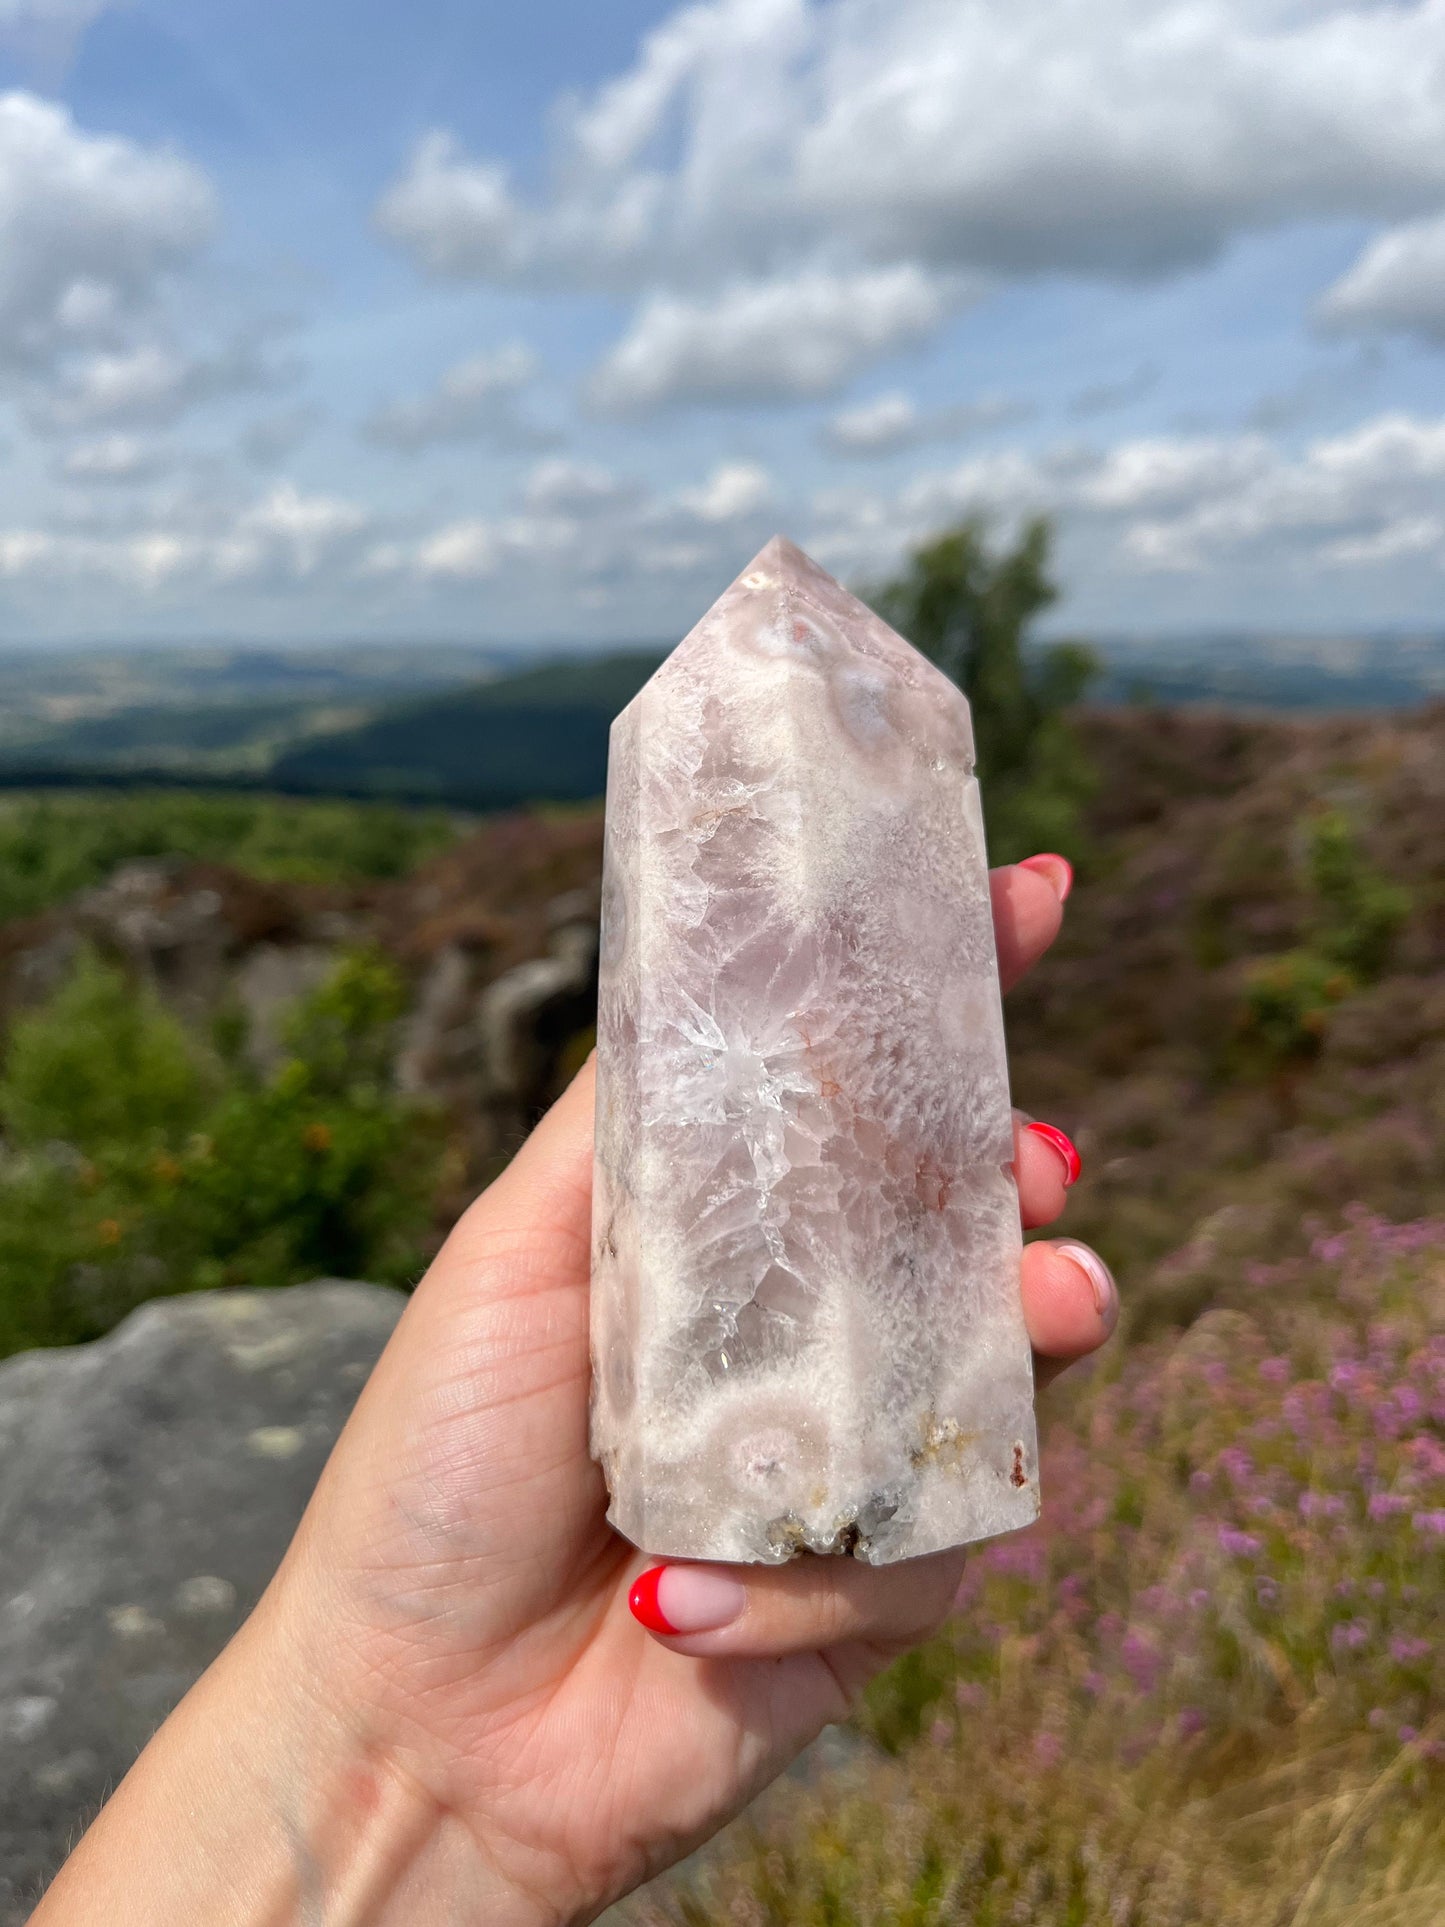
[589,536,1037,1564]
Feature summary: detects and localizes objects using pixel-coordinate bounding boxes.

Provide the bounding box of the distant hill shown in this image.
[2,630,1442,808]
[0,642,510,781]
[269,651,665,807]
[1084,629,1445,711]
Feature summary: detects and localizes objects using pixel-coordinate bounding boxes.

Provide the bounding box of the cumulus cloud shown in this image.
[405,517,498,583]
[363,342,548,450]
[3,403,1444,641]
[373,133,518,279]
[369,453,774,591]
[233,481,370,578]
[675,460,772,521]
[0,92,215,371]
[1319,214,1445,343]
[377,1,1445,294]
[822,389,1030,457]
[588,266,953,412]
[811,411,1445,583]
[27,328,283,432]
[0,478,373,596]
[58,432,168,483]
[360,414,1435,614]
[373,1,1445,408]
[521,456,634,516]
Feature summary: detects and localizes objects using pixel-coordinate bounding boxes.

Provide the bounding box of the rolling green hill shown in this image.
[268,650,665,806]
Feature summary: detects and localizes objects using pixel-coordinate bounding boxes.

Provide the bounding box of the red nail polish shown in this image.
[1026,1121,1082,1187]
[628,1566,678,1635]
[1019,853,1073,902]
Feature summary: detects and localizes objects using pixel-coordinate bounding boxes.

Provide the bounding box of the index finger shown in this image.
[992,858,1069,991]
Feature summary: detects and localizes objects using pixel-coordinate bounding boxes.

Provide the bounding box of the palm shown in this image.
[300,1062,910,1913]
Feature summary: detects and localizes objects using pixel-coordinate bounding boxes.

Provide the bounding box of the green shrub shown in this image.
[169,951,433,1291]
[1240,948,1355,1063]
[0,948,440,1357]
[0,790,455,923]
[1236,808,1411,1068]
[0,948,209,1151]
[1306,807,1410,980]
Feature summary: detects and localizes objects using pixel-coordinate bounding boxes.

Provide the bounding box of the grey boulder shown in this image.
[0,1282,402,1925]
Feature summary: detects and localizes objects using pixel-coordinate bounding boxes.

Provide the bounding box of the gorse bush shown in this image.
[0,947,441,1357]
[0,789,456,922]
[867,516,1097,864]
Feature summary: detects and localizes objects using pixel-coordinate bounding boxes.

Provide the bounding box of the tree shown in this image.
[868,515,1095,861]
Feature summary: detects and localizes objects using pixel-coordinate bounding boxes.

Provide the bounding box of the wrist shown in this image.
[32,1560,545,1927]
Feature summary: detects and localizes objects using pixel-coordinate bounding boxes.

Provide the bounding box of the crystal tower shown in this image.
[589,537,1037,1565]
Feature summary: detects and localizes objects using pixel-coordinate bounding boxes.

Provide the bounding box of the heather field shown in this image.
[618,1216,1444,1926]
[613,704,1445,1926]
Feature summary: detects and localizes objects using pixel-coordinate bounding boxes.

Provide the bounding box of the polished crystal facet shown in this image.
[589,536,1037,1565]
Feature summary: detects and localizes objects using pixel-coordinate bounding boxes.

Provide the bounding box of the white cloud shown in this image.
[588,265,952,412]
[1077,435,1274,514]
[30,330,283,431]
[363,342,546,450]
[232,481,370,577]
[375,1,1445,410]
[0,480,372,593]
[377,1,1445,295]
[373,132,518,278]
[38,342,189,424]
[0,92,215,371]
[676,460,772,521]
[7,408,1445,638]
[1323,515,1445,566]
[405,518,498,582]
[1319,214,1445,342]
[822,389,1029,456]
[59,431,167,482]
[808,411,1445,583]
[521,456,632,516]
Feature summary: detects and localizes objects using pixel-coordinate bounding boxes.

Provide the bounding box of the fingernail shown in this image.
[1055,1240,1118,1331]
[1019,853,1073,902]
[1025,1121,1082,1187]
[629,1565,747,1636]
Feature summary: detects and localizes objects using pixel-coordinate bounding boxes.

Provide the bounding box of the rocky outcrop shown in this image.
[0,810,606,1189]
[0,1282,402,1925]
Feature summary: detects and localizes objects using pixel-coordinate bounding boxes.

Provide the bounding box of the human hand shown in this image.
[36,856,1116,1927]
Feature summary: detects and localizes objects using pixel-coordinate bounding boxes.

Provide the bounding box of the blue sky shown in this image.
[1,0,1444,646]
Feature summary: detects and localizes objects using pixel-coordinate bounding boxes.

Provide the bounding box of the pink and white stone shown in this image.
[589,536,1038,1565]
